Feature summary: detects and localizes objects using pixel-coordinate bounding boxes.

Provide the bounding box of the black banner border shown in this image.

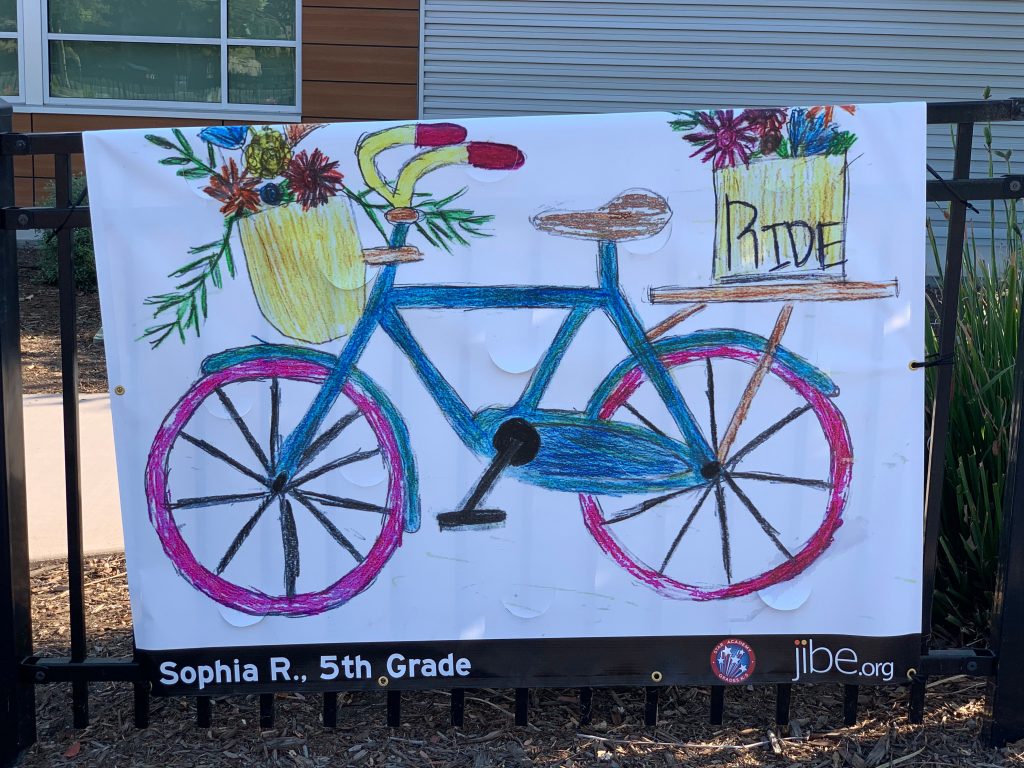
[139,633,920,696]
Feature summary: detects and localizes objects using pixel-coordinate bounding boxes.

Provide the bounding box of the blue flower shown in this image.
[787,108,835,157]
[199,126,248,150]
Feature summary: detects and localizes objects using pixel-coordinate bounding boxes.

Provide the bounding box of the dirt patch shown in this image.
[18,248,107,396]
[16,554,1024,767]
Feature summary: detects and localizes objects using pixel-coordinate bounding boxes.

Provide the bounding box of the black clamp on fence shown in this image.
[0,205,90,230]
[919,648,997,677]
[910,352,955,370]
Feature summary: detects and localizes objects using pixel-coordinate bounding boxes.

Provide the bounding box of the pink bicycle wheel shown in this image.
[581,344,852,600]
[145,356,409,616]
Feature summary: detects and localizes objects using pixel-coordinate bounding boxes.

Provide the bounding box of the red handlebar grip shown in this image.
[414,123,468,148]
[466,142,526,171]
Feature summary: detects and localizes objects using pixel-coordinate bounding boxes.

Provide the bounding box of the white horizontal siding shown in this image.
[421,0,1024,264]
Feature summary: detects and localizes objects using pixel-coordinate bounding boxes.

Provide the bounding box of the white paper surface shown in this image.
[84,104,925,651]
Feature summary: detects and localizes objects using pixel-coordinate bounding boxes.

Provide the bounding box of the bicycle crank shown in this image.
[437,419,540,531]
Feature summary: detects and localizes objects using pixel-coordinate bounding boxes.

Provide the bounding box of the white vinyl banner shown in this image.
[85,104,925,682]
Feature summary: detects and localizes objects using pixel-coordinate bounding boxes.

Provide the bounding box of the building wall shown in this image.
[419,0,1024,258]
[14,0,421,206]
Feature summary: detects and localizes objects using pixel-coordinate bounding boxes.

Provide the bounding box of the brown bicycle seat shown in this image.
[530,189,672,242]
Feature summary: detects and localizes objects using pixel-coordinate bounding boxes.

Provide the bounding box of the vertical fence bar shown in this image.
[322,692,338,728]
[709,686,725,725]
[196,696,211,728]
[450,688,464,727]
[579,688,592,726]
[984,262,1024,745]
[133,681,149,729]
[0,100,36,768]
[54,153,88,729]
[644,687,659,726]
[386,690,400,727]
[842,685,859,726]
[915,120,975,723]
[775,684,792,731]
[514,688,528,726]
[259,693,274,728]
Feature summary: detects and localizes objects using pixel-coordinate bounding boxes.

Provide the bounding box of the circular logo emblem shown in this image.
[710,639,756,683]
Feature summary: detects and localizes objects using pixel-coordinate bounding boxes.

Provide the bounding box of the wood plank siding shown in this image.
[301,0,419,120]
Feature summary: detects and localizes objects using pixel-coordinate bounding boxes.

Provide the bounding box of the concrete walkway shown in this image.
[23,393,123,561]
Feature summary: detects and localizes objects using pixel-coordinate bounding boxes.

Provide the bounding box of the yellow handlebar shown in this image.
[355,123,525,209]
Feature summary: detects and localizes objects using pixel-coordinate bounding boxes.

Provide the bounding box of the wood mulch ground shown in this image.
[13,249,1024,767]
[14,554,1024,768]
[18,248,107,395]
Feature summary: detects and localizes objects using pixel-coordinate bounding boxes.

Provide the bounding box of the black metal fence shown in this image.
[2,98,1024,766]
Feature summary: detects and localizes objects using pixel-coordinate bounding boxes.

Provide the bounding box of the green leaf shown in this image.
[159,157,191,166]
[139,219,238,348]
[145,134,177,150]
[178,167,212,180]
[172,128,191,155]
[207,142,216,169]
[775,139,790,159]
[188,240,222,254]
[826,131,857,156]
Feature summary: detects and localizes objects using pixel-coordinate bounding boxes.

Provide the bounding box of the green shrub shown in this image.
[929,104,1023,644]
[37,174,95,291]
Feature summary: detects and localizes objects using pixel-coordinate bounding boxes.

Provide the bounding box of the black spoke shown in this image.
[725,404,813,468]
[172,491,268,510]
[216,387,270,473]
[604,486,699,525]
[659,482,715,573]
[714,480,732,582]
[730,471,832,490]
[291,491,365,564]
[269,377,280,470]
[280,497,300,597]
[297,410,362,472]
[623,403,667,439]
[215,494,276,575]
[299,489,386,515]
[706,358,719,454]
[289,448,381,490]
[723,473,794,560]
[180,432,269,487]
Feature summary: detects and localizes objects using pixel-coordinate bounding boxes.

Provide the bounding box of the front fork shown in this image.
[274,222,411,481]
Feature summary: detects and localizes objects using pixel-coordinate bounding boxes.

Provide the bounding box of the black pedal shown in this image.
[437,509,507,531]
[438,418,540,532]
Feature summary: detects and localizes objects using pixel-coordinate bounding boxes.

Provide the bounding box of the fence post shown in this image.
[0,101,36,766]
[984,277,1024,745]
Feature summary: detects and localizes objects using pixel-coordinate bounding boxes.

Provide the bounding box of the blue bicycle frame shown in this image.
[273,222,716,488]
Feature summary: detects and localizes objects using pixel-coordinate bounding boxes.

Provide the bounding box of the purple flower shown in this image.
[741,108,788,136]
[683,110,758,170]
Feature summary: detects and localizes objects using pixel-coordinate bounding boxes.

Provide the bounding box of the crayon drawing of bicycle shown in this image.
[143,121,895,617]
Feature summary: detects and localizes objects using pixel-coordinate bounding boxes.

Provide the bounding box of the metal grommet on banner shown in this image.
[377,675,390,688]
[906,667,918,682]
[114,385,126,395]
[651,671,663,683]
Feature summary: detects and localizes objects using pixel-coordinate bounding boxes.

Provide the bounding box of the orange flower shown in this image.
[284,123,324,147]
[807,104,857,124]
[203,158,261,218]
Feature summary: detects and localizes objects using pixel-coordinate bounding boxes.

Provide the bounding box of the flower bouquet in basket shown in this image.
[141,122,515,348]
[670,106,858,283]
